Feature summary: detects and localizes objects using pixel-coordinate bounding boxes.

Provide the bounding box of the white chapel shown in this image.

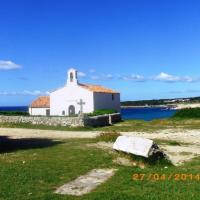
[29,68,120,116]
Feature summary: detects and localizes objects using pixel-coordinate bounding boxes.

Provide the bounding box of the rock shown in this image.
[113,136,154,158]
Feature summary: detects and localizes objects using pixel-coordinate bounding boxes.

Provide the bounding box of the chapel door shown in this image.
[68,105,75,116]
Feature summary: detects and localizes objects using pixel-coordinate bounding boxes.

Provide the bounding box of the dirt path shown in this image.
[121,129,200,145]
[1,127,200,143]
[0,128,100,139]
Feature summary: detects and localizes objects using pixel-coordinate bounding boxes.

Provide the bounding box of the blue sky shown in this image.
[1,0,200,106]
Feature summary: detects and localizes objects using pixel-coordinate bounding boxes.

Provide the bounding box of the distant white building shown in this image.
[29,68,120,116]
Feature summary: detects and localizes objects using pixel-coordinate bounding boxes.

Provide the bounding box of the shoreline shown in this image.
[121,103,200,110]
[121,105,169,108]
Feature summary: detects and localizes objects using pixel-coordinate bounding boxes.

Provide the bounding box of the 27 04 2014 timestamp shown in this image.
[132,173,200,181]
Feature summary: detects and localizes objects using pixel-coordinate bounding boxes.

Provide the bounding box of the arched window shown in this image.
[62,110,65,115]
[70,72,73,82]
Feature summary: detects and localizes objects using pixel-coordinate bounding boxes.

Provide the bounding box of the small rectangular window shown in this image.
[62,110,65,115]
[46,109,50,116]
[112,94,114,101]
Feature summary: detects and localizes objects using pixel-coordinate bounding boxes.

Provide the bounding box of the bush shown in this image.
[172,108,200,119]
[87,109,117,116]
[0,111,29,116]
[95,131,120,142]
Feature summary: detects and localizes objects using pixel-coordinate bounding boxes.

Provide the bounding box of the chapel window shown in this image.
[112,94,114,101]
[70,72,73,82]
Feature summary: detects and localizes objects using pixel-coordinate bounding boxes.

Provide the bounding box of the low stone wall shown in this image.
[0,113,121,127]
[84,113,121,127]
[0,115,84,127]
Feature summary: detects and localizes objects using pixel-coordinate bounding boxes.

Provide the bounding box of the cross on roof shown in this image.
[77,99,85,114]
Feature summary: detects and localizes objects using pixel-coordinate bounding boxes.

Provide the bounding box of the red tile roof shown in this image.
[30,96,50,108]
[79,83,119,94]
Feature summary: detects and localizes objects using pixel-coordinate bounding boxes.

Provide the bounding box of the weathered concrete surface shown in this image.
[55,168,117,196]
[113,136,154,158]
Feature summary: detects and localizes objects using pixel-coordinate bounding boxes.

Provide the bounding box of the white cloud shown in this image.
[120,74,146,82]
[77,71,86,77]
[0,60,21,70]
[0,90,49,96]
[154,72,180,82]
[153,72,199,83]
[78,70,199,83]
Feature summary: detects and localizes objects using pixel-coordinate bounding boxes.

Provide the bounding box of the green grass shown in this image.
[153,139,187,146]
[87,109,117,116]
[0,137,200,199]
[95,131,121,142]
[172,108,200,119]
[0,111,29,116]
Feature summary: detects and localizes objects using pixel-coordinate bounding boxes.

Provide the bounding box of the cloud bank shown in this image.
[84,70,199,83]
[153,72,198,83]
[0,90,49,96]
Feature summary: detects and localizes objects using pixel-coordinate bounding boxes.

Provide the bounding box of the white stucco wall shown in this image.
[50,84,94,116]
[93,93,121,112]
[29,107,49,116]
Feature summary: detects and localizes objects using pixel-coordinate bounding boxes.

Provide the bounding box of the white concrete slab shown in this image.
[113,136,154,158]
[55,168,117,196]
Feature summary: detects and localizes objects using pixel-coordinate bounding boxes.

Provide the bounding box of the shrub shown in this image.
[87,109,117,116]
[172,108,200,119]
[95,131,120,142]
[0,111,29,116]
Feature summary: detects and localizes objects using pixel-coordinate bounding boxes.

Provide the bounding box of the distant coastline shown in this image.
[121,105,168,108]
[121,103,200,110]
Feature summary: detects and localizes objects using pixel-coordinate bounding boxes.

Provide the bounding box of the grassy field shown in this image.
[1,116,200,199]
[0,135,200,200]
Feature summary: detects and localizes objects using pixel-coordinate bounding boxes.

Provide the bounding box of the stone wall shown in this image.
[84,113,121,127]
[0,115,85,127]
[0,113,121,127]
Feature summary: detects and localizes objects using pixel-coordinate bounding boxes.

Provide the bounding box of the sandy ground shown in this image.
[121,129,200,145]
[1,128,200,143]
[1,128,200,165]
[174,103,200,109]
[0,128,100,139]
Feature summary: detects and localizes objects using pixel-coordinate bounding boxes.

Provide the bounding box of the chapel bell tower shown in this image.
[67,68,78,85]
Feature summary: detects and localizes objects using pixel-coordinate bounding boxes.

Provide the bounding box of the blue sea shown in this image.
[121,107,176,121]
[0,106,28,112]
[0,106,176,121]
